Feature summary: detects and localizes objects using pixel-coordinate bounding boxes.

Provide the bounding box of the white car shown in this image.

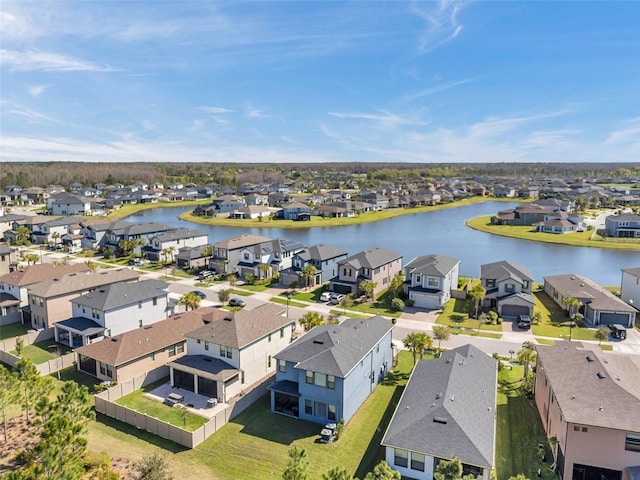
[67,246,82,254]
[319,292,332,302]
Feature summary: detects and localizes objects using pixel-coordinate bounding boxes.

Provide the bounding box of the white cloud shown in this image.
[328,110,426,128]
[198,106,233,115]
[605,118,640,145]
[0,49,117,72]
[28,84,49,97]
[406,77,479,101]
[246,105,269,119]
[410,0,467,53]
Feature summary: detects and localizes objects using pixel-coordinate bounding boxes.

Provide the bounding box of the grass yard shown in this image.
[0,322,30,340]
[329,309,370,319]
[535,338,557,346]
[237,282,276,292]
[270,296,308,308]
[532,290,605,341]
[114,383,209,432]
[88,351,415,479]
[436,298,503,332]
[496,366,556,480]
[347,290,403,317]
[229,288,253,297]
[11,341,72,364]
[288,288,325,303]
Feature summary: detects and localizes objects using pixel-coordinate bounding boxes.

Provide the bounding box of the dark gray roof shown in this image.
[275,316,393,378]
[84,220,132,232]
[481,260,534,284]
[405,254,460,277]
[43,216,83,227]
[167,354,238,382]
[74,279,168,310]
[57,317,104,335]
[536,342,640,431]
[306,244,348,261]
[151,228,208,242]
[382,345,496,469]
[339,247,402,270]
[0,246,15,255]
[109,222,173,236]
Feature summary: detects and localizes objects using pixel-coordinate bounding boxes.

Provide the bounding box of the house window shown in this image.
[523,280,530,289]
[267,355,272,368]
[138,301,142,309]
[197,339,201,344]
[244,253,250,260]
[168,345,176,357]
[328,404,336,421]
[306,370,314,384]
[205,341,209,351]
[327,375,335,389]
[98,362,113,378]
[427,276,439,287]
[314,401,327,418]
[314,372,327,388]
[626,434,640,452]
[153,297,158,306]
[416,274,422,283]
[279,359,286,373]
[411,452,425,472]
[150,352,155,361]
[581,427,588,433]
[505,283,515,293]
[280,327,284,338]
[573,426,580,431]
[220,345,232,358]
[343,268,352,277]
[268,333,272,343]
[139,319,143,327]
[305,399,313,415]
[176,343,184,354]
[486,279,496,288]
[394,449,408,468]
[91,308,100,319]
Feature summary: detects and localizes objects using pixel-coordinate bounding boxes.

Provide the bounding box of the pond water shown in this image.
[125,202,638,286]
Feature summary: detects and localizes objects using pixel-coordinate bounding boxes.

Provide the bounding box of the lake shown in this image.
[125,202,638,286]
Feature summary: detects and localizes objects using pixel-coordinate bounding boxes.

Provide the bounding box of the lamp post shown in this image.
[569,314,574,342]
[286,292,291,318]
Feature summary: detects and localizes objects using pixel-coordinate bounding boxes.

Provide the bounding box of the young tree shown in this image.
[218,288,232,305]
[259,263,271,280]
[85,260,99,272]
[322,467,352,480]
[16,357,50,423]
[363,460,401,480]
[178,292,201,311]
[468,283,486,320]
[389,272,405,299]
[562,296,582,318]
[0,365,18,442]
[282,446,308,480]
[299,311,324,332]
[432,325,451,351]
[359,280,377,302]
[15,226,31,245]
[51,231,61,247]
[595,326,609,345]
[433,456,475,480]
[134,452,174,480]
[403,332,433,365]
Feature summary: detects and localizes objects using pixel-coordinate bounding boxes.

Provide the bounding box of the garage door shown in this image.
[332,284,353,295]
[411,291,440,309]
[598,312,630,326]
[501,305,530,319]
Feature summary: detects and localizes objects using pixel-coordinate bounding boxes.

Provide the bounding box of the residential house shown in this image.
[22,187,49,204]
[168,303,293,403]
[245,193,268,205]
[195,196,246,217]
[280,244,349,288]
[0,264,90,326]
[382,345,496,480]
[28,268,140,333]
[269,316,393,424]
[543,274,636,328]
[620,267,640,311]
[534,342,640,480]
[33,216,83,245]
[330,247,403,297]
[0,246,18,275]
[175,244,213,270]
[55,278,170,348]
[358,191,389,210]
[281,201,311,220]
[605,214,640,239]
[104,221,173,255]
[403,254,460,309]
[229,205,272,219]
[0,214,27,239]
[491,204,554,226]
[480,261,535,318]
[145,228,209,262]
[208,234,273,274]
[47,192,92,216]
[534,213,582,234]
[236,238,305,279]
[80,219,130,251]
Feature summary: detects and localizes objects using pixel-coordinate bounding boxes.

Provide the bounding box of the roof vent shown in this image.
[586,355,594,362]
[449,394,455,402]
[433,417,448,424]
[596,372,606,379]
[224,317,232,322]
[435,392,442,399]
[143,325,152,329]
[598,406,604,412]
[111,338,118,342]
[313,340,324,345]
[580,284,584,287]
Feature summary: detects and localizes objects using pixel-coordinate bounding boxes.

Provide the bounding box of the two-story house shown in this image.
[54,278,170,348]
[0,263,90,326]
[269,315,393,425]
[33,216,83,245]
[0,246,18,275]
[330,247,403,297]
[543,274,636,328]
[480,260,535,319]
[281,201,311,221]
[167,303,293,403]
[620,267,640,311]
[175,244,213,270]
[47,192,91,216]
[605,213,640,239]
[208,234,273,274]
[144,228,209,262]
[382,345,496,480]
[534,342,640,480]
[75,307,217,383]
[80,220,130,251]
[403,254,460,309]
[280,244,349,288]
[104,221,173,255]
[28,268,140,333]
[236,238,305,279]
[491,204,555,226]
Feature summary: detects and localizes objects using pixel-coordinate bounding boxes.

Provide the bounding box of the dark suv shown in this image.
[517,315,531,329]
[608,324,627,340]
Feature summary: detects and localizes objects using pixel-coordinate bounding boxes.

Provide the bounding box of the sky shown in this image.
[1,1,639,165]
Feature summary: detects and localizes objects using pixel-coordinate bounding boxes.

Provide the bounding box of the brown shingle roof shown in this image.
[0,263,90,287]
[543,274,636,312]
[27,269,139,298]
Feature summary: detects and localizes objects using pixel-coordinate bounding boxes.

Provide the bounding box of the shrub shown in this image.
[390,298,405,312]
[406,299,415,307]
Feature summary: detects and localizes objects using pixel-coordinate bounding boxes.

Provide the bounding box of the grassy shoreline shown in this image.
[466,215,640,251]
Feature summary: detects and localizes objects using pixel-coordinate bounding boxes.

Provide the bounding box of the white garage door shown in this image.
[411,291,440,309]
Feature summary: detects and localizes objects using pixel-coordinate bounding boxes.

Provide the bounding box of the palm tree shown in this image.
[161,248,170,265]
[389,271,405,299]
[179,292,201,311]
[167,246,176,264]
[562,296,582,318]
[359,279,377,302]
[468,283,486,320]
[259,263,271,280]
[299,312,324,332]
[51,231,61,248]
[517,343,536,379]
[595,326,609,345]
[432,325,451,350]
[299,264,317,290]
[15,226,31,245]
[403,332,433,365]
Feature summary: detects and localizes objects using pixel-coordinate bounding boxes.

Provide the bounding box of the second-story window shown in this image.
[505,283,515,293]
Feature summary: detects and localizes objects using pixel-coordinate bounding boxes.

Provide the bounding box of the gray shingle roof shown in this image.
[151,228,208,242]
[73,279,167,310]
[405,254,460,277]
[543,274,636,312]
[536,342,640,432]
[213,234,273,250]
[275,316,393,377]
[109,222,173,236]
[481,260,534,284]
[339,247,402,270]
[382,345,496,468]
[622,267,640,277]
[306,244,348,261]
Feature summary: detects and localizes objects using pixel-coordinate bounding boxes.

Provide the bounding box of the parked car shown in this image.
[198,270,214,280]
[319,291,332,302]
[517,315,531,329]
[129,258,143,266]
[67,246,82,254]
[608,324,627,340]
[329,293,345,305]
[190,290,207,299]
[229,298,246,307]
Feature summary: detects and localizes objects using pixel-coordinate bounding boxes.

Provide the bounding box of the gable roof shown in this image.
[305,244,348,261]
[213,234,273,251]
[72,279,167,310]
[75,307,219,366]
[543,274,636,313]
[186,303,290,349]
[150,228,208,243]
[536,342,640,432]
[27,269,140,298]
[108,222,173,236]
[382,345,496,468]
[275,316,393,378]
[405,254,460,277]
[0,263,90,287]
[480,260,534,284]
[339,247,402,270]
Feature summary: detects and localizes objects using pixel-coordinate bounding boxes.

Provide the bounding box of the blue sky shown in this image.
[1,1,639,164]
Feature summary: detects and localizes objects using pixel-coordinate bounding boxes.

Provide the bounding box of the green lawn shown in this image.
[11,341,72,364]
[496,366,556,480]
[88,351,415,479]
[270,296,308,308]
[436,298,503,332]
[288,288,325,303]
[347,290,403,317]
[534,338,556,346]
[238,281,278,292]
[229,289,253,297]
[532,290,605,341]
[329,309,369,319]
[0,322,30,340]
[114,382,209,432]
